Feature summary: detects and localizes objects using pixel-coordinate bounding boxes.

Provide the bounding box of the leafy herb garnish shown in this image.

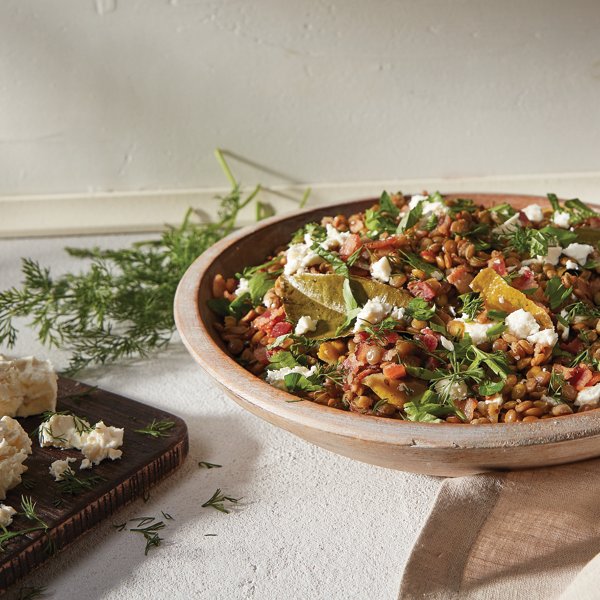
[335,279,362,334]
[134,419,176,438]
[545,277,573,310]
[403,390,463,422]
[365,191,400,236]
[399,251,442,278]
[397,197,424,233]
[405,298,436,321]
[310,244,349,277]
[201,489,240,514]
[459,292,483,320]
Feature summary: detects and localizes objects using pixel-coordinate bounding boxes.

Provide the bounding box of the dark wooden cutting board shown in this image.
[0,377,189,591]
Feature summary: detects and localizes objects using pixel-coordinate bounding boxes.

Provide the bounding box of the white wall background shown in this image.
[1,0,600,196]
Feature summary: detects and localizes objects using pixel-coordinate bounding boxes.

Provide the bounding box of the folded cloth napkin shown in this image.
[399,459,600,600]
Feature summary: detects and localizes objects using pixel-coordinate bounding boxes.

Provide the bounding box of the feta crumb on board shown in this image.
[295,315,318,335]
[0,416,32,500]
[522,204,544,223]
[49,457,76,481]
[0,356,57,418]
[0,504,16,527]
[370,256,392,283]
[562,243,594,266]
[40,414,124,469]
[79,422,124,469]
[576,383,600,407]
[552,211,571,229]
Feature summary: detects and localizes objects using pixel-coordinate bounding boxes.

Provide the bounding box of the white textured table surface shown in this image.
[0,234,442,600]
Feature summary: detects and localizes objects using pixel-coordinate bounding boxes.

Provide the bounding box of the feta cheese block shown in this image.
[79,421,124,469]
[0,416,32,500]
[49,457,76,481]
[0,356,57,418]
[0,504,16,528]
[562,243,594,266]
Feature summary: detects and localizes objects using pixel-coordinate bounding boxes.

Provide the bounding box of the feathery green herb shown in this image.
[201,489,240,514]
[459,292,483,320]
[134,419,175,438]
[198,461,222,469]
[0,150,265,374]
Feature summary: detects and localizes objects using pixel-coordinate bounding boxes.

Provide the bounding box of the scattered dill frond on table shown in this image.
[201,489,240,514]
[134,419,175,438]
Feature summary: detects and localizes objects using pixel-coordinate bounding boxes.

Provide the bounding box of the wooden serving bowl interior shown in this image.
[174,193,600,476]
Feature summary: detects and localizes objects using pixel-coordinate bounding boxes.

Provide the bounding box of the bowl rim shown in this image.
[174,192,600,450]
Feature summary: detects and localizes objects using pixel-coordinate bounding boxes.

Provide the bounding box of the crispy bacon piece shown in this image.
[408,280,437,301]
[253,306,287,336]
[446,265,473,294]
[271,321,292,337]
[489,256,507,276]
[512,268,536,291]
[364,236,404,250]
[569,365,593,391]
[418,327,439,352]
[561,338,585,355]
[339,233,363,259]
[253,346,270,365]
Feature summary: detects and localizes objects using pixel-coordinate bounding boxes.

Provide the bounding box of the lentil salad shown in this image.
[209,193,600,424]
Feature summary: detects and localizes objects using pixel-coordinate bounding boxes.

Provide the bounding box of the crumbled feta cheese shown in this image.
[485,393,504,406]
[431,270,444,281]
[265,365,317,390]
[370,256,392,283]
[49,457,76,481]
[79,421,124,468]
[565,259,579,271]
[235,278,250,296]
[575,383,600,407]
[506,309,540,339]
[39,414,90,449]
[390,306,405,320]
[541,394,562,406]
[0,416,32,500]
[295,315,318,335]
[440,336,454,351]
[0,356,57,418]
[460,321,494,346]
[353,297,392,332]
[492,213,521,235]
[557,317,570,341]
[562,243,594,266]
[552,211,571,229]
[0,504,16,527]
[284,244,323,276]
[434,378,468,401]
[522,204,544,223]
[408,194,449,217]
[527,328,558,348]
[537,246,563,266]
[320,224,351,250]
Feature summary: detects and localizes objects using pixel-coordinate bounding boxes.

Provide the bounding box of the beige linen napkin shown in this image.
[399,459,600,600]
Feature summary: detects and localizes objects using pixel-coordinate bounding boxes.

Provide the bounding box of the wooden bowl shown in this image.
[174,193,600,476]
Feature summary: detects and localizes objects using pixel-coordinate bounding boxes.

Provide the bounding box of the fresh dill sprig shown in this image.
[0,150,263,374]
[57,471,105,497]
[130,520,166,555]
[134,419,175,438]
[17,586,48,600]
[198,461,222,469]
[458,292,483,321]
[201,489,240,514]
